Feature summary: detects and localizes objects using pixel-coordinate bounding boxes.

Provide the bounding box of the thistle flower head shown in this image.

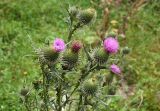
[110,64,121,74]
[53,38,65,52]
[103,37,119,54]
[71,40,82,53]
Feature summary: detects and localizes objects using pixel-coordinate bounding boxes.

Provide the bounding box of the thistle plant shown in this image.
[20,6,131,111]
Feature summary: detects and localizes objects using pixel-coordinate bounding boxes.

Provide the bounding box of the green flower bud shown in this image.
[20,88,29,97]
[82,79,98,96]
[77,8,96,25]
[122,46,130,55]
[40,101,45,109]
[33,80,42,91]
[62,50,79,70]
[93,48,109,65]
[103,73,114,86]
[69,6,78,18]
[43,48,59,62]
[118,33,125,38]
[123,66,137,85]
[108,85,116,95]
[107,31,116,37]
[37,47,60,64]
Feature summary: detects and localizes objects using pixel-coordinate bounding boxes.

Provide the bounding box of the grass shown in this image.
[0,0,160,110]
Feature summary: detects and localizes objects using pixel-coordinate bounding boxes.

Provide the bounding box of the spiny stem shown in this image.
[78,94,83,111]
[57,83,62,111]
[41,65,49,111]
[56,72,65,111]
[68,22,81,41]
[68,101,72,111]
[61,62,94,107]
[24,97,30,111]
[35,91,38,111]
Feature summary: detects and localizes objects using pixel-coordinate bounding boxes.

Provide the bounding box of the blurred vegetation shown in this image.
[0,0,160,110]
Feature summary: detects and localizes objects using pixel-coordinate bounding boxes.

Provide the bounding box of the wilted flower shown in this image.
[103,37,119,54]
[53,38,65,52]
[71,41,82,53]
[110,64,121,74]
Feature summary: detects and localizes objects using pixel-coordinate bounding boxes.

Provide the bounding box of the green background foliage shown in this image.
[0,0,159,110]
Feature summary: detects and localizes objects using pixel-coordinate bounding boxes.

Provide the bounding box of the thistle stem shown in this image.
[57,83,62,111]
[24,97,30,111]
[68,22,81,41]
[41,65,49,111]
[35,91,38,111]
[61,62,94,108]
[56,72,65,111]
[78,94,83,111]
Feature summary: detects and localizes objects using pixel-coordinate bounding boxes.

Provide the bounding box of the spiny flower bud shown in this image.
[20,88,29,97]
[71,40,82,53]
[33,80,42,91]
[110,64,121,75]
[68,6,78,18]
[77,8,96,25]
[62,50,79,70]
[40,101,45,109]
[82,79,98,96]
[103,73,114,86]
[107,32,117,38]
[123,66,137,85]
[118,33,126,38]
[42,47,60,63]
[103,37,119,54]
[111,20,118,26]
[93,48,109,65]
[122,46,130,55]
[108,85,117,95]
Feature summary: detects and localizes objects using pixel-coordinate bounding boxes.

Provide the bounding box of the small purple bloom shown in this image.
[110,64,121,74]
[103,37,119,54]
[53,38,65,52]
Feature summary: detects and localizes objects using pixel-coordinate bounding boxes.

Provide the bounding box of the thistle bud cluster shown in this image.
[22,6,131,111]
[68,6,97,25]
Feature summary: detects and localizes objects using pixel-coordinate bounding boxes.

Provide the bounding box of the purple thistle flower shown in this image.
[110,64,121,74]
[53,38,65,52]
[103,37,119,54]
